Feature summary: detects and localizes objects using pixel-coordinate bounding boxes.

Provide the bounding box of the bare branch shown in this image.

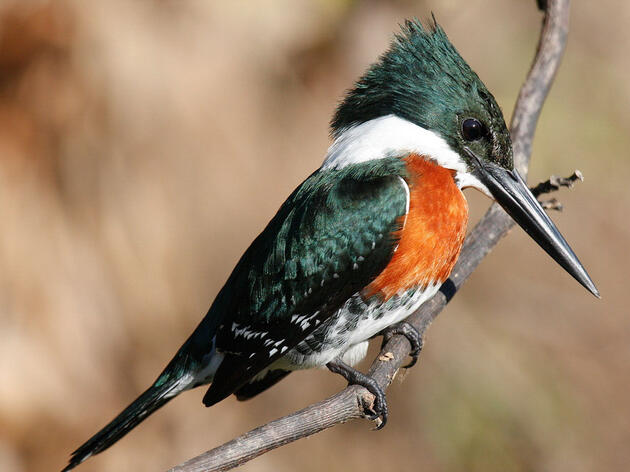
[510,0,570,177]
[530,170,584,197]
[540,198,563,211]
[167,1,571,471]
[531,170,584,211]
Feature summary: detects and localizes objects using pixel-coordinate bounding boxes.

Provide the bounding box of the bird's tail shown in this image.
[63,291,228,471]
[62,376,189,472]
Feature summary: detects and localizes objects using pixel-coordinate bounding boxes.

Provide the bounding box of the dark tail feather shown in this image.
[62,379,184,471]
[234,369,291,401]
[63,291,227,471]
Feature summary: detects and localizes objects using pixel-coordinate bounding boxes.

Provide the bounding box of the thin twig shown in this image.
[530,170,583,197]
[540,198,563,211]
[168,1,571,471]
[531,170,584,211]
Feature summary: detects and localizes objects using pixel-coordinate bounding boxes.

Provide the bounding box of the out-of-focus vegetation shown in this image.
[0,1,627,471]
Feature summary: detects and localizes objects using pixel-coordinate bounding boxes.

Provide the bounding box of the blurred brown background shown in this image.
[0,0,627,471]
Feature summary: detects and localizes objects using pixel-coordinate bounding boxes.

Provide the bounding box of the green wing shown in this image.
[203,158,408,406]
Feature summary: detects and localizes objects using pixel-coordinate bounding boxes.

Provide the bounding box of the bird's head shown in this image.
[326,18,598,297]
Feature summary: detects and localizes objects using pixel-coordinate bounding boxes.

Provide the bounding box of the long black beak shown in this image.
[465,149,599,298]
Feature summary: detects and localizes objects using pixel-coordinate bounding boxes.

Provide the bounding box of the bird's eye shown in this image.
[462,118,487,141]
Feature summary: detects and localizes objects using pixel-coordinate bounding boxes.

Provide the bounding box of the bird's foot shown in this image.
[380,322,423,368]
[326,359,388,429]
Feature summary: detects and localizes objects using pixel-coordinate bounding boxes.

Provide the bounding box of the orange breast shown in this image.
[364,154,468,300]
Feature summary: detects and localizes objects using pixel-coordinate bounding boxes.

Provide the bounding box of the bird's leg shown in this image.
[326,359,388,429]
[380,322,423,368]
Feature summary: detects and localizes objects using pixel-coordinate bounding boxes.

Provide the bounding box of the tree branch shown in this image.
[530,170,583,198]
[532,170,583,211]
[167,1,571,471]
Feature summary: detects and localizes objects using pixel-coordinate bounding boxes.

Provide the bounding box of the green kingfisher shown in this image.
[63,19,598,471]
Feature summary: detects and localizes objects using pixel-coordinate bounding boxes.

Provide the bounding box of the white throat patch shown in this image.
[322,114,488,192]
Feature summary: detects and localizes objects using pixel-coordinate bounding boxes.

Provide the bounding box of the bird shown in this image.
[63,18,599,471]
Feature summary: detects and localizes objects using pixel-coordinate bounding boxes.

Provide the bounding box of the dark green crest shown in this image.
[332,18,513,169]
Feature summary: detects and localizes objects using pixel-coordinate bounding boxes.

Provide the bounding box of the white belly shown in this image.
[277,282,440,370]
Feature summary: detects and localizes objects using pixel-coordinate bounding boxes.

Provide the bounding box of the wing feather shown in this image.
[203,158,408,406]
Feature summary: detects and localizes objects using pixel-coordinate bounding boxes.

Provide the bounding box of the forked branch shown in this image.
[168,1,571,471]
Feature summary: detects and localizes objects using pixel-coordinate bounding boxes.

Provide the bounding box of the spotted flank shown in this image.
[284,282,441,369]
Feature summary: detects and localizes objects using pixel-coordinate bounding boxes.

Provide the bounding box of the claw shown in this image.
[327,359,388,428]
[380,322,423,368]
